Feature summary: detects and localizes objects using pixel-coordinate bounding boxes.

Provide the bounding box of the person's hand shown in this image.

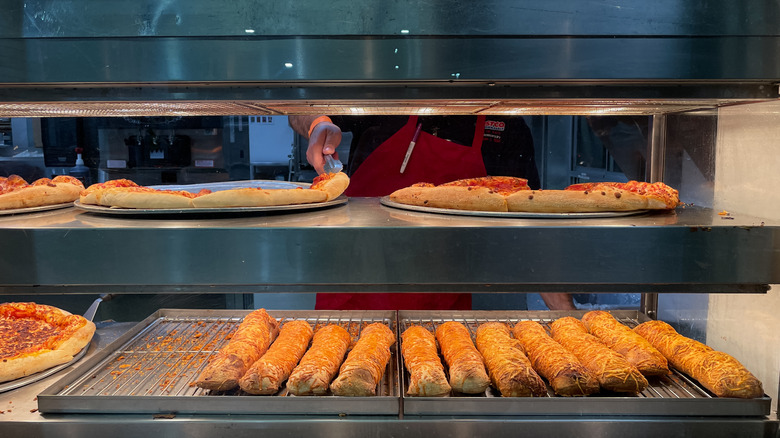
[306,122,342,174]
[539,293,577,310]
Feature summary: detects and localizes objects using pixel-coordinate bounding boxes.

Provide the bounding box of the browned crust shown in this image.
[550,317,648,393]
[581,311,669,376]
[330,323,396,396]
[0,181,83,210]
[401,326,451,397]
[634,320,763,398]
[389,179,673,213]
[389,185,508,212]
[238,320,314,395]
[195,309,279,391]
[505,187,650,213]
[512,321,599,396]
[311,172,350,201]
[191,187,326,208]
[434,321,490,394]
[0,303,96,383]
[286,324,351,396]
[475,322,547,397]
[95,188,196,209]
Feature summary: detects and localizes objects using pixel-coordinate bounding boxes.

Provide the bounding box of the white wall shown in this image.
[711,99,780,414]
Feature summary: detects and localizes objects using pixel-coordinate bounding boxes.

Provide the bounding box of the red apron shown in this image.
[317,115,488,311]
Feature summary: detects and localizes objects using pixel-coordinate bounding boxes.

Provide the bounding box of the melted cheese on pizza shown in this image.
[0,303,89,360]
[565,181,680,209]
[440,176,530,196]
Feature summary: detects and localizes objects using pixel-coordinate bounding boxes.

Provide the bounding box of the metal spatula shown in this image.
[323,154,344,174]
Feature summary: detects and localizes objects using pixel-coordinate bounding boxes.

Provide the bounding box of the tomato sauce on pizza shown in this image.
[0,302,96,382]
[0,303,91,359]
[0,175,84,210]
[390,176,680,213]
[565,181,680,209]
[80,172,350,209]
[440,176,531,196]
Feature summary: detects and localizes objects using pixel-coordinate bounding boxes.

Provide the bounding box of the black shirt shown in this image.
[331,115,540,189]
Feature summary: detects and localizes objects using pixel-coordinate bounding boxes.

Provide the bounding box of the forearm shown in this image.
[539,293,576,310]
[288,116,322,138]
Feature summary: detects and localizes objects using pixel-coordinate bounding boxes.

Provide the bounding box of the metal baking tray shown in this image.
[380,196,650,218]
[398,310,771,417]
[38,309,400,415]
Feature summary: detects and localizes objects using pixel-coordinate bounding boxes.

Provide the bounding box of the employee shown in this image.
[289,115,575,311]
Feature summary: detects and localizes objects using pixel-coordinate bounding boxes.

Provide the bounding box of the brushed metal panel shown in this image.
[0,200,776,291]
[2,37,780,84]
[10,1,780,37]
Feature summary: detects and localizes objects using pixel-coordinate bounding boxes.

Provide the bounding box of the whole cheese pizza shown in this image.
[0,302,96,383]
[388,176,679,213]
[0,175,84,210]
[80,172,350,209]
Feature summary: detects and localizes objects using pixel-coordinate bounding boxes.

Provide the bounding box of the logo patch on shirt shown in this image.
[484,120,505,143]
[485,120,506,131]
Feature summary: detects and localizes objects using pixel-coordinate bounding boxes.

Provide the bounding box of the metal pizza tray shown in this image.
[73,179,348,216]
[398,310,771,417]
[0,297,102,393]
[0,202,74,216]
[380,196,650,218]
[73,196,347,216]
[37,309,400,415]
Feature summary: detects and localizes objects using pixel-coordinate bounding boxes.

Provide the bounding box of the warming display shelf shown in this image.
[37,309,400,416]
[398,310,770,417]
[0,199,778,295]
[1,311,776,438]
[37,310,770,419]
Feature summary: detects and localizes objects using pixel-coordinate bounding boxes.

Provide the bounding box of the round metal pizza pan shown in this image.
[74,196,348,216]
[0,297,100,394]
[73,179,348,216]
[0,202,74,216]
[379,196,650,218]
[0,344,90,394]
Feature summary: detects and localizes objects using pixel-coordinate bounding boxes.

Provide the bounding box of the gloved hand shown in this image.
[306,121,342,174]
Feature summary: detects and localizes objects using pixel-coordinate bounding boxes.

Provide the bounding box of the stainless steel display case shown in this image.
[1,1,779,437]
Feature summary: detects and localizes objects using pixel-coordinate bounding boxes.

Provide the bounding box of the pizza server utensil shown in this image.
[0,296,104,393]
[323,154,343,174]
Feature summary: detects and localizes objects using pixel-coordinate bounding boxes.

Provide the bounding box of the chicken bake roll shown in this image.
[286,324,351,396]
[550,317,648,393]
[238,319,313,395]
[475,322,547,397]
[194,308,279,391]
[401,326,451,397]
[435,321,490,394]
[330,322,396,396]
[634,320,763,398]
[581,310,669,376]
[512,320,599,396]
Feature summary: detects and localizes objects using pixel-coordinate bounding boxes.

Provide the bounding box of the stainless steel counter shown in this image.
[0,198,777,294]
[0,321,777,438]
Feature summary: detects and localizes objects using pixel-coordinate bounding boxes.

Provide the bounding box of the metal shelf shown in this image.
[0,319,776,438]
[0,198,776,294]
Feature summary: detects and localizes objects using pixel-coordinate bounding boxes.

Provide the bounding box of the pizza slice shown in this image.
[389,176,680,213]
[0,175,84,210]
[388,176,531,212]
[0,302,96,383]
[564,181,680,209]
[192,172,349,208]
[80,172,350,209]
